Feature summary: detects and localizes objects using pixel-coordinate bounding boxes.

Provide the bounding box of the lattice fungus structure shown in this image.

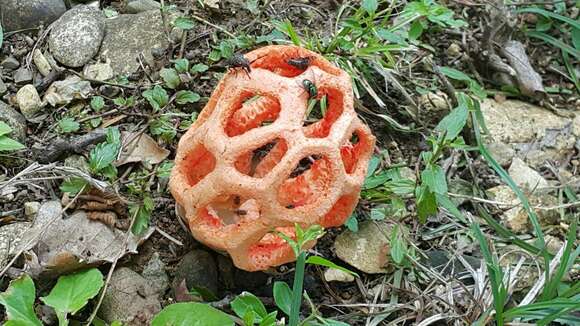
[170,45,375,271]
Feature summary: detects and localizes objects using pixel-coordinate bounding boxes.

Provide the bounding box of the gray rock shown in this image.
[0,101,27,141]
[323,268,355,283]
[64,155,90,173]
[0,0,67,32]
[1,56,20,70]
[44,75,93,106]
[16,85,43,120]
[126,0,161,14]
[487,185,559,233]
[508,157,548,193]
[33,49,53,77]
[48,5,105,67]
[334,221,392,274]
[13,68,33,85]
[0,79,8,96]
[0,222,32,271]
[172,249,218,297]
[142,253,169,295]
[98,268,161,326]
[83,62,114,81]
[481,99,576,168]
[24,202,41,217]
[99,10,172,76]
[486,141,515,167]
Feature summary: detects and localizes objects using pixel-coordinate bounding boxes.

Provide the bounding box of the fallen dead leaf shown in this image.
[116,131,170,166]
[19,201,153,277]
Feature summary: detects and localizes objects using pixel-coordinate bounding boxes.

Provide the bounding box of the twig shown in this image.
[37,129,107,163]
[155,227,183,246]
[67,69,137,90]
[431,63,458,107]
[190,14,235,38]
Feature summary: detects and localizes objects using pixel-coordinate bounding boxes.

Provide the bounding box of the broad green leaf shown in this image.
[0,275,42,326]
[160,68,181,89]
[143,85,169,111]
[130,196,154,235]
[421,164,447,195]
[361,0,378,14]
[370,208,385,220]
[305,256,358,277]
[175,90,201,105]
[0,121,12,136]
[439,67,471,81]
[408,20,424,40]
[390,226,407,265]
[60,178,88,195]
[259,311,277,326]
[41,269,104,325]
[173,17,195,30]
[149,116,177,142]
[157,161,174,178]
[151,303,234,326]
[191,63,209,73]
[90,96,105,112]
[300,224,324,248]
[231,292,268,320]
[0,136,25,151]
[273,281,292,316]
[415,183,437,223]
[58,118,80,134]
[435,99,468,140]
[344,214,358,232]
[173,58,189,73]
[89,142,118,172]
[366,155,380,177]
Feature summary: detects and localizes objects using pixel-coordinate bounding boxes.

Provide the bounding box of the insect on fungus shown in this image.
[287,56,312,70]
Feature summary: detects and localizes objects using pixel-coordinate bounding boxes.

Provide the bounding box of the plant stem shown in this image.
[289,251,306,326]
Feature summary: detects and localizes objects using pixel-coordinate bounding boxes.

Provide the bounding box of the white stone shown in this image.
[323,268,355,283]
[16,85,43,120]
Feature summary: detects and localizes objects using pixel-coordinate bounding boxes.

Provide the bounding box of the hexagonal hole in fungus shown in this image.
[277,155,334,209]
[225,91,280,137]
[303,87,344,139]
[251,51,309,78]
[234,138,288,178]
[180,144,216,187]
[198,195,261,228]
[247,227,296,269]
[341,129,374,174]
[250,49,341,78]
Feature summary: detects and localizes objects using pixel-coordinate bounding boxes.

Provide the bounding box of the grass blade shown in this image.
[527,31,580,59]
[516,7,580,30]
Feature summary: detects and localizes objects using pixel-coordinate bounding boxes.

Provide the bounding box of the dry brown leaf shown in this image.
[116,131,170,166]
[19,201,153,277]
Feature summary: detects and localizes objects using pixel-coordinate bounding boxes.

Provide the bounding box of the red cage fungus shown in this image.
[170,45,375,271]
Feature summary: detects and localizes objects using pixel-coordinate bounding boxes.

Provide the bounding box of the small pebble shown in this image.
[13,68,33,85]
[1,56,20,71]
[323,268,355,283]
[24,202,41,217]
